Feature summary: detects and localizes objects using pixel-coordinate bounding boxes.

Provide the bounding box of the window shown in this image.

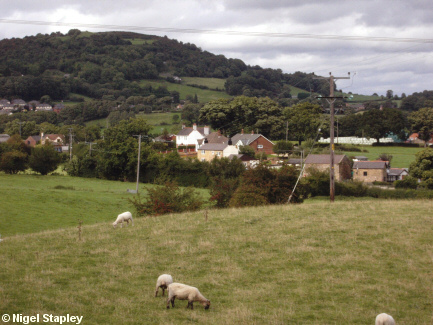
[257,144,263,149]
[217,152,221,156]
[363,171,368,176]
[201,150,205,154]
[211,151,215,155]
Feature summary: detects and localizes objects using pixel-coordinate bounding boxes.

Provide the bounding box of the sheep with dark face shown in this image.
[155,274,173,297]
[166,283,210,310]
[112,211,133,228]
[375,313,396,325]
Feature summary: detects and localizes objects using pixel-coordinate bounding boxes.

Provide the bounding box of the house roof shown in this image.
[231,133,274,146]
[353,161,387,169]
[177,126,208,136]
[11,99,26,105]
[27,135,41,142]
[387,168,408,176]
[305,154,348,164]
[205,132,228,144]
[0,134,10,143]
[198,143,228,151]
[287,158,302,165]
[44,134,65,141]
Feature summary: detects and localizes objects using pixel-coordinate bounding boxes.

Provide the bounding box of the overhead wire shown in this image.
[1,19,433,44]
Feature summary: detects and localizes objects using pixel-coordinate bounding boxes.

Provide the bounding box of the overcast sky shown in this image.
[1,0,432,97]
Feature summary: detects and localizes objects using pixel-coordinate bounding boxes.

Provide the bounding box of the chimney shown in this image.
[193,123,197,131]
[204,138,208,143]
[251,130,254,134]
[228,137,232,145]
[182,124,185,129]
[204,125,210,135]
[241,129,244,134]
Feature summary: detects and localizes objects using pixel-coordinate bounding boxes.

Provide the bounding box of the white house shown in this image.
[176,123,210,151]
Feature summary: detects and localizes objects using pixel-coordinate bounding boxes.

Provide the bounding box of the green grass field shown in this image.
[181,77,226,90]
[0,174,210,236]
[339,145,424,168]
[141,79,232,102]
[1,174,433,324]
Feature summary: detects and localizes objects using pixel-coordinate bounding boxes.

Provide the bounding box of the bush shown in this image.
[304,168,329,197]
[209,177,239,208]
[129,182,204,216]
[335,181,368,197]
[0,150,28,174]
[394,176,418,189]
[229,164,305,206]
[229,184,269,208]
[28,144,61,175]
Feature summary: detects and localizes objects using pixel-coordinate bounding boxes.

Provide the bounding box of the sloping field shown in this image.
[1,192,432,324]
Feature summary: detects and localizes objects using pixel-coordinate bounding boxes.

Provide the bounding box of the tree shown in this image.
[409,148,433,189]
[273,140,294,157]
[200,96,283,138]
[408,107,433,146]
[386,89,393,99]
[238,145,256,158]
[181,103,202,125]
[95,118,152,181]
[0,151,28,174]
[283,102,323,145]
[28,144,62,175]
[129,181,204,216]
[360,108,406,143]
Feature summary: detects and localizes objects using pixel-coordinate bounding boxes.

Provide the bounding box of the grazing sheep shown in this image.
[112,211,133,228]
[155,274,173,297]
[375,313,396,325]
[166,283,210,310]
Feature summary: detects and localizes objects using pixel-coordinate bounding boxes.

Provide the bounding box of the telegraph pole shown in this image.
[68,128,74,161]
[314,72,350,202]
[134,135,142,194]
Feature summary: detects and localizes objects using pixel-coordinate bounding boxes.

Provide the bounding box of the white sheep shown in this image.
[112,211,133,228]
[166,282,210,310]
[155,274,173,297]
[375,313,396,325]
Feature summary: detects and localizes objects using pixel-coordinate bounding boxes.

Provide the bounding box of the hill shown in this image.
[0,30,331,103]
[1,173,433,324]
[1,193,432,324]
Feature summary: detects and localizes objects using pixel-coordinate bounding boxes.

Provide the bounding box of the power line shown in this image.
[1,19,433,44]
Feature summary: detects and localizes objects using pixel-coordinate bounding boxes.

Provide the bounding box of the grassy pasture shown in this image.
[1,174,433,324]
[339,145,424,168]
[181,77,226,90]
[0,174,210,236]
[141,79,232,102]
[1,196,432,324]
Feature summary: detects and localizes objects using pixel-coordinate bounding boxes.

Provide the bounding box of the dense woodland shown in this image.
[0,30,331,102]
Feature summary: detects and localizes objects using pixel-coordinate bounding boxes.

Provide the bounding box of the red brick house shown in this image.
[231,131,274,155]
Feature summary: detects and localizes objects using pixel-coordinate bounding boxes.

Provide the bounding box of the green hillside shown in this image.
[1,174,432,324]
[141,79,232,102]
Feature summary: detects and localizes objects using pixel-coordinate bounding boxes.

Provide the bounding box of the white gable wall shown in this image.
[223,145,239,157]
[176,130,205,150]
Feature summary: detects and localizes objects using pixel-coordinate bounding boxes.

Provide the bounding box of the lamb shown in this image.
[112,211,133,228]
[155,274,173,297]
[166,282,210,310]
[375,313,396,325]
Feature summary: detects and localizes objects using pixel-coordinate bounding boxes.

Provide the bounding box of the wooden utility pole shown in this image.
[135,135,142,194]
[314,72,350,202]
